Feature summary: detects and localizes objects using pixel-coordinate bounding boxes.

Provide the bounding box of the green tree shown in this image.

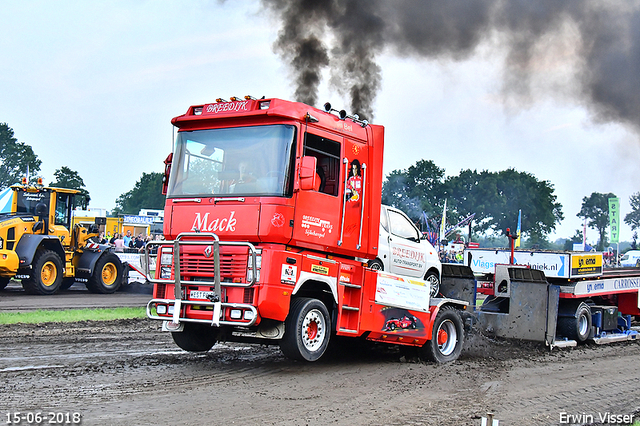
[624,192,640,231]
[382,161,564,240]
[0,123,42,187]
[381,159,445,219]
[112,172,164,215]
[577,192,616,251]
[445,168,563,238]
[50,166,90,208]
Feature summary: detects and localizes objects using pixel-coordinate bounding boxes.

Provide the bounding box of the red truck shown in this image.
[145,97,471,362]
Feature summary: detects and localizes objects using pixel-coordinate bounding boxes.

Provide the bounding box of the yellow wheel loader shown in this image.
[0,181,124,295]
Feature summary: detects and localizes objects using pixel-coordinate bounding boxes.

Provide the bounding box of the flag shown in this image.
[608,197,620,244]
[439,200,447,242]
[515,209,521,248]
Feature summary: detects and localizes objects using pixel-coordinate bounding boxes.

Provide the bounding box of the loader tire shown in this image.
[0,277,10,290]
[557,302,591,343]
[280,297,331,362]
[172,323,219,352]
[22,250,63,295]
[421,306,464,363]
[86,252,123,294]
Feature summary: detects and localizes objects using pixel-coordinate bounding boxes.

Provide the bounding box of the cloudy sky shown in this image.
[2,1,639,244]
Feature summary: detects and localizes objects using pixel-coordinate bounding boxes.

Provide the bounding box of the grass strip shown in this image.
[0,307,146,324]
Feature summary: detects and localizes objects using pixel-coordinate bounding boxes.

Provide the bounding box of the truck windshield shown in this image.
[167,125,296,197]
[15,190,49,216]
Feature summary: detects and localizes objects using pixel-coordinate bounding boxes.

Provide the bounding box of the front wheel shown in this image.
[368,259,384,271]
[172,323,219,352]
[421,306,464,363]
[86,252,123,294]
[425,271,440,298]
[280,298,331,361]
[22,250,63,295]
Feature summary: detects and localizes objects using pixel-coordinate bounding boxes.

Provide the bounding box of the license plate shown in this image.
[190,290,214,300]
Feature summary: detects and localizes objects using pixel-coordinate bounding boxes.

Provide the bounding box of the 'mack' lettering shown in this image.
[192,211,237,232]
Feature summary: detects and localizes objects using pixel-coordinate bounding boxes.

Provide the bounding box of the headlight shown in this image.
[247,249,262,283]
[156,305,167,315]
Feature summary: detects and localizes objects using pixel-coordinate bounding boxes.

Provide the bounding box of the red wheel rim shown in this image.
[437,328,449,345]
[307,321,318,340]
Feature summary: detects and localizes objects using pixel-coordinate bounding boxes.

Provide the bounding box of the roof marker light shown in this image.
[244,95,257,100]
[216,98,228,103]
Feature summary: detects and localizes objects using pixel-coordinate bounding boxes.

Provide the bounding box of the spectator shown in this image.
[123,230,132,247]
[114,234,125,252]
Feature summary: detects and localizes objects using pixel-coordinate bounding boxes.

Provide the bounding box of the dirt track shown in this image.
[1,287,640,426]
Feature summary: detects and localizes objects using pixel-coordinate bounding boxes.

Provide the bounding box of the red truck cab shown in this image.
[146,97,468,363]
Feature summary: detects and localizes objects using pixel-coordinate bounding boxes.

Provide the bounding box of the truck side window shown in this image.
[388,209,420,242]
[55,194,70,226]
[304,133,340,196]
[380,207,389,232]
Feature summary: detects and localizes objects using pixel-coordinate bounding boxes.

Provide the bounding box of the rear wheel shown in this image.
[557,302,592,343]
[22,250,63,295]
[86,252,123,294]
[280,297,331,361]
[172,323,219,352]
[421,306,464,363]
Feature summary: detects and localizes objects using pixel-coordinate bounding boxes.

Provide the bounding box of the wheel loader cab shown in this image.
[50,190,74,246]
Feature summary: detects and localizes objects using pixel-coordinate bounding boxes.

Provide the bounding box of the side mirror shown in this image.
[162,153,173,195]
[299,156,317,191]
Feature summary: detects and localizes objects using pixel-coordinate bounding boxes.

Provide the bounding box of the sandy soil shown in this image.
[1,317,639,426]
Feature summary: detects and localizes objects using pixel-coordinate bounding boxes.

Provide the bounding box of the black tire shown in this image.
[280,297,331,361]
[172,323,219,352]
[22,250,64,295]
[425,271,440,298]
[557,302,592,343]
[388,322,396,331]
[421,306,464,363]
[0,276,10,290]
[368,259,384,271]
[60,278,75,291]
[86,252,123,294]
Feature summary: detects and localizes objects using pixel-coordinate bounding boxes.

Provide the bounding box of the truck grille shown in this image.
[179,247,250,283]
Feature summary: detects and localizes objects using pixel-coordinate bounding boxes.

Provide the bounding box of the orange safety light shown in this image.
[21,177,27,185]
[37,178,43,185]
[215,98,227,103]
[229,96,240,102]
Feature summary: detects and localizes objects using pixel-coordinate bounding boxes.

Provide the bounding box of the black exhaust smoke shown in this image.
[262,0,640,131]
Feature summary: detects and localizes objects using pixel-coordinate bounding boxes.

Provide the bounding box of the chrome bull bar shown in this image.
[144,232,259,326]
[147,298,258,327]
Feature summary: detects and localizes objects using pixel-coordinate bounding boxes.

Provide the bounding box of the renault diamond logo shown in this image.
[204,245,213,258]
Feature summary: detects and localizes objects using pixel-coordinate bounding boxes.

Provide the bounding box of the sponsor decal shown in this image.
[192,211,237,232]
[271,212,285,228]
[281,264,296,284]
[392,246,425,270]
[311,264,329,275]
[571,253,602,275]
[205,101,249,114]
[301,215,333,239]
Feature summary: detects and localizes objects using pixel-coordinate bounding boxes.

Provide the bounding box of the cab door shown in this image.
[385,207,427,278]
